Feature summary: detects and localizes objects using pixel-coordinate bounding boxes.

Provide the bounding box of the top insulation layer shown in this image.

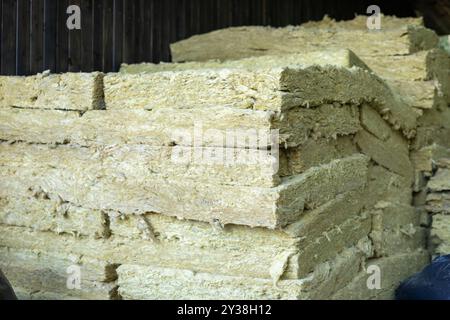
[0,72,104,111]
[170,16,438,62]
[108,50,417,138]
[120,49,370,74]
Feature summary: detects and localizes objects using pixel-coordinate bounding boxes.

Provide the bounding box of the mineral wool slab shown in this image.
[0,103,361,149]
[116,240,371,300]
[120,49,370,73]
[170,21,437,62]
[0,143,369,228]
[331,250,429,300]
[0,247,118,300]
[0,208,367,281]
[0,72,104,111]
[0,195,108,238]
[106,64,417,138]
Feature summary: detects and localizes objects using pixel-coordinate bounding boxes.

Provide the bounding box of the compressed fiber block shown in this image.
[370,202,426,257]
[120,49,370,73]
[0,195,108,238]
[279,136,358,177]
[426,193,450,215]
[411,144,450,174]
[0,103,361,149]
[110,209,371,279]
[428,168,450,192]
[355,105,413,180]
[371,202,421,231]
[0,72,104,111]
[363,164,413,208]
[0,196,368,281]
[363,49,450,104]
[0,247,118,300]
[0,143,369,228]
[105,64,417,138]
[170,17,437,62]
[300,14,424,30]
[430,215,450,256]
[386,79,445,110]
[412,108,450,151]
[371,226,427,258]
[331,250,430,300]
[116,239,372,300]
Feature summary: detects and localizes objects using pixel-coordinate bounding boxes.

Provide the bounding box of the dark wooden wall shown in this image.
[0,0,417,75]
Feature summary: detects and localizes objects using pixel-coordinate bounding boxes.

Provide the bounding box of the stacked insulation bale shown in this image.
[0,53,421,301]
[164,16,450,299]
[0,15,447,299]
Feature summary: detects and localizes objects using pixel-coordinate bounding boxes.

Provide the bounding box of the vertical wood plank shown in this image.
[175,0,186,41]
[122,0,134,63]
[17,0,31,75]
[81,0,93,72]
[152,0,161,62]
[135,0,144,62]
[30,0,44,74]
[93,0,103,70]
[56,0,69,73]
[1,0,17,75]
[103,0,114,71]
[68,0,81,71]
[141,0,151,63]
[113,0,123,71]
[161,0,171,61]
[44,0,57,72]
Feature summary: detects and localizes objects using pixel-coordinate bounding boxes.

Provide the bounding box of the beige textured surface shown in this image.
[364,164,413,207]
[331,250,429,300]
[0,224,299,280]
[0,103,361,149]
[0,72,104,111]
[371,227,427,258]
[354,129,412,181]
[428,169,450,192]
[0,143,369,228]
[426,156,450,257]
[300,15,424,29]
[171,22,437,62]
[0,195,107,238]
[0,221,366,281]
[279,136,358,176]
[106,65,417,138]
[426,192,450,214]
[430,214,450,255]
[0,247,117,300]
[363,49,450,104]
[294,214,371,277]
[117,238,372,300]
[120,49,370,73]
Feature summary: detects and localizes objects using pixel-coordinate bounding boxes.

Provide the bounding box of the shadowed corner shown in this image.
[0,269,17,300]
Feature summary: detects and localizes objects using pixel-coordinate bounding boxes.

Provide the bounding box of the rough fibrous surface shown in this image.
[2,15,447,300]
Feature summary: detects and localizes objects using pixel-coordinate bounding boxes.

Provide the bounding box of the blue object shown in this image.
[396,254,450,300]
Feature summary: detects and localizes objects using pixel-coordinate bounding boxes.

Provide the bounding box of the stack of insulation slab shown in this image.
[123,16,450,299]
[0,15,448,299]
[0,55,420,300]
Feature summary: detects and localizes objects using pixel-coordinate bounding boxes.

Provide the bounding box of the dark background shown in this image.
[0,0,448,75]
